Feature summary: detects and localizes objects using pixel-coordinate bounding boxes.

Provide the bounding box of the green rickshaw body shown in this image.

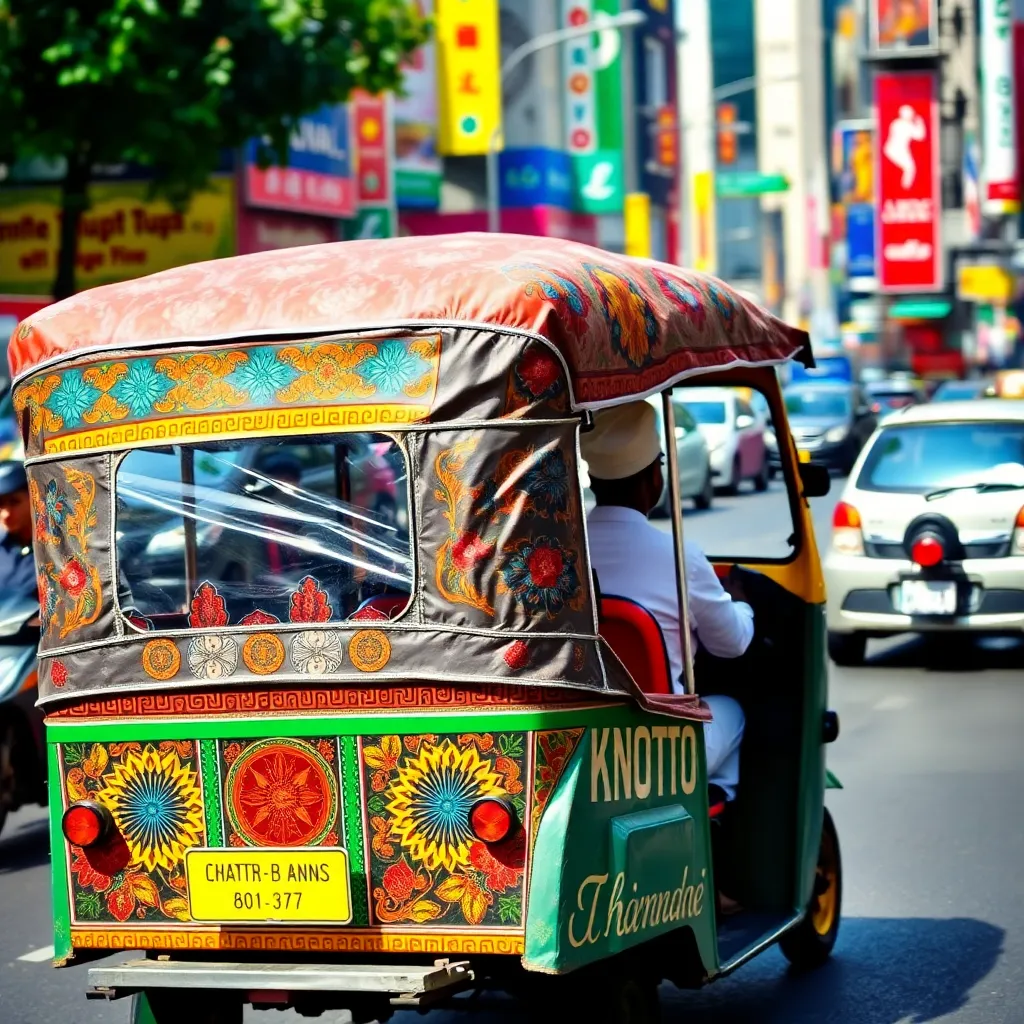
[9,234,835,1013]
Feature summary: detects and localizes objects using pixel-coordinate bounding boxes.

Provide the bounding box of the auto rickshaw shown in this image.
[11,234,840,1022]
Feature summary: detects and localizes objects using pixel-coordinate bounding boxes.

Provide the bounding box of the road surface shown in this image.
[3,479,1022,1023]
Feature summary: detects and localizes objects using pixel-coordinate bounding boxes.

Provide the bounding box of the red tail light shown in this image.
[832,501,862,529]
[62,801,113,848]
[911,535,944,567]
[469,798,516,844]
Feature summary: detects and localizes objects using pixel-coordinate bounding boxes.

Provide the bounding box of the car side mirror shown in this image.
[799,462,831,497]
[736,414,755,429]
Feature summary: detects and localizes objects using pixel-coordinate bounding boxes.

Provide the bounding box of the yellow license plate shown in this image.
[185,848,352,924]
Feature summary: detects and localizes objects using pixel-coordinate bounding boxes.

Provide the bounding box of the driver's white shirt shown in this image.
[586,505,754,691]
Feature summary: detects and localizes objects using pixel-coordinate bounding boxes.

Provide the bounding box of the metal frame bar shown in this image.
[661,390,696,695]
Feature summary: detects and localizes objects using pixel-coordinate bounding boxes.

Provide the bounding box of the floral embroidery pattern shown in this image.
[187,635,239,679]
[63,741,204,925]
[349,629,392,672]
[142,639,181,681]
[362,733,527,928]
[531,728,585,849]
[433,439,581,619]
[584,263,660,369]
[31,466,103,639]
[289,576,333,623]
[224,738,338,847]
[189,581,229,629]
[499,536,583,619]
[18,336,442,451]
[291,630,343,675]
[241,633,286,675]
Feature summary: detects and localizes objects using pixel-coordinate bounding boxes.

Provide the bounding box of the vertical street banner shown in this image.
[561,1,597,154]
[633,0,677,210]
[979,0,1020,214]
[834,121,877,285]
[435,0,502,156]
[875,72,942,292]
[394,0,442,208]
[345,91,397,239]
[566,0,626,213]
[869,0,937,52]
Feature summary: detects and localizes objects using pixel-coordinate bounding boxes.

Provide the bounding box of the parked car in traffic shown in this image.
[770,380,876,476]
[824,400,1024,665]
[680,386,768,494]
[643,396,714,511]
[864,378,928,413]
[930,378,996,403]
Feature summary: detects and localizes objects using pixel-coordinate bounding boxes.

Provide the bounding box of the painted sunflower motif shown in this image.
[386,739,506,873]
[96,746,205,872]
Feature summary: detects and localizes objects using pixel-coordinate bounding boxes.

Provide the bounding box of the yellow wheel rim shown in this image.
[810,827,839,936]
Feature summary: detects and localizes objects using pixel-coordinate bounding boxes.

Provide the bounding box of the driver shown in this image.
[582,402,753,806]
[0,462,37,595]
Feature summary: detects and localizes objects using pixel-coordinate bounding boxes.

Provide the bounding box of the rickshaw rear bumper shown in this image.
[87,958,474,1006]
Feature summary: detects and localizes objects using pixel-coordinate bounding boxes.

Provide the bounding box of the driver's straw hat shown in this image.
[580,401,662,481]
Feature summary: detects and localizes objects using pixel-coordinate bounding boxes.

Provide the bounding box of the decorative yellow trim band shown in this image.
[69,926,524,956]
[44,404,432,455]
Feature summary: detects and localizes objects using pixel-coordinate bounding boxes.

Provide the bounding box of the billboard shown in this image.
[633,0,678,208]
[834,121,877,283]
[244,105,354,217]
[393,0,442,208]
[869,0,937,52]
[875,72,942,292]
[435,0,501,156]
[0,178,235,296]
[979,0,1020,213]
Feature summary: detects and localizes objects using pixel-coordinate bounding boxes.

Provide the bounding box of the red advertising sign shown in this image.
[351,91,394,205]
[875,72,942,292]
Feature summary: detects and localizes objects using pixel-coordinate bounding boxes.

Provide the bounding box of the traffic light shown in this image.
[717,102,737,165]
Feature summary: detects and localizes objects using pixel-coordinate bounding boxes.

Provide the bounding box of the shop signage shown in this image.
[957,264,1015,303]
[715,171,789,197]
[394,0,442,208]
[875,72,942,292]
[834,121,877,282]
[869,0,937,53]
[436,0,501,156]
[561,1,598,154]
[237,209,335,255]
[245,105,354,217]
[0,178,235,296]
[979,0,1020,213]
[633,0,677,208]
[347,90,397,239]
[499,148,574,210]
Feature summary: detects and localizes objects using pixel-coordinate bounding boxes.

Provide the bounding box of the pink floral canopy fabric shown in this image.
[10,233,810,407]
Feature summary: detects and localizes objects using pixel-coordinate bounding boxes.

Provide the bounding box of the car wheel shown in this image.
[694,471,714,511]
[828,631,866,667]
[754,458,770,492]
[780,807,842,971]
[722,455,741,497]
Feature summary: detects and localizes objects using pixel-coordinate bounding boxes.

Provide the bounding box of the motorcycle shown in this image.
[0,596,45,838]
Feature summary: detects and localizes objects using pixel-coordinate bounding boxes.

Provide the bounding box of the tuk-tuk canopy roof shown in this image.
[10,233,811,407]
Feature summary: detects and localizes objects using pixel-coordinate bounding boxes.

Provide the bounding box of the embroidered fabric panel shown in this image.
[29,455,114,651]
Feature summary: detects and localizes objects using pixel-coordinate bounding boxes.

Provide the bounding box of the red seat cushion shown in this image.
[598,596,673,695]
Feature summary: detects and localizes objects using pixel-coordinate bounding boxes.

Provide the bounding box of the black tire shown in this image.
[828,631,866,667]
[753,458,770,492]
[138,990,243,1024]
[780,807,842,970]
[694,471,714,511]
[722,456,741,497]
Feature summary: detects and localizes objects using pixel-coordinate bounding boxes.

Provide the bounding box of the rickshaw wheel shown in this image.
[780,807,842,971]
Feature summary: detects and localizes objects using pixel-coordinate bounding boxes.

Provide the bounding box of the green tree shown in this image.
[0,1,427,298]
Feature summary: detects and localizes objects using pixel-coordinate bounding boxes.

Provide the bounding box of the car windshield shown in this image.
[784,389,850,418]
[686,400,727,424]
[115,435,411,626]
[933,382,983,401]
[857,422,1024,493]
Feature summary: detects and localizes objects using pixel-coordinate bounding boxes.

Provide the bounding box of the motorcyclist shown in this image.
[0,462,37,595]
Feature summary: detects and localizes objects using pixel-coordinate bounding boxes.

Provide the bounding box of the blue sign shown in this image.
[498,148,574,210]
[246,105,351,178]
[633,0,677,208]
[846,203,876,280]
[790,355,853,383]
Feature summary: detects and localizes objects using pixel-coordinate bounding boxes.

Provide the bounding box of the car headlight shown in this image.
[825,425,848,444]
[764,428,777,449]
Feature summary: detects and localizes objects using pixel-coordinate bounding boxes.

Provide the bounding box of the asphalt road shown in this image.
[3,479,1024,1023]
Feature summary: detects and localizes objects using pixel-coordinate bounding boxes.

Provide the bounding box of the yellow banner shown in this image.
[435,0,502,155]
[0,177,235,296]
[693,171,716,274]
[624,193,652,259]
[957,265,1015,304]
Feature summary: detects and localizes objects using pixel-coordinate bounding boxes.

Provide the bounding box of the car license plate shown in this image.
[899,580,957,616]
[185,848,351,924]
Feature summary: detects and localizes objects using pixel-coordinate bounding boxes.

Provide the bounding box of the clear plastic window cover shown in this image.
[115,437,411,624]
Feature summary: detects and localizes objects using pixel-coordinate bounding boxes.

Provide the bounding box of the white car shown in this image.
[680,386,769,494]
[824,400,1024,665]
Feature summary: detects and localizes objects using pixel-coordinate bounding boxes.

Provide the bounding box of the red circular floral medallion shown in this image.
[225,739,337,847]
